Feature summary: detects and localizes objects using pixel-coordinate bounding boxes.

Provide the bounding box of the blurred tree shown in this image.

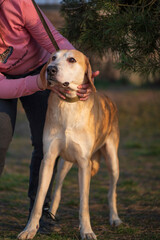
[60,0,160,78]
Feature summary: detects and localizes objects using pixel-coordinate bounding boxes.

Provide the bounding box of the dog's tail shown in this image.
[91,151,101,177]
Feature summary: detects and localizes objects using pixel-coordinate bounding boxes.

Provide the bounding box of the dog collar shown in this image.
[60,95,80,103]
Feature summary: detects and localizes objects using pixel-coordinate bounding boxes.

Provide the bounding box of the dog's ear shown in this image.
[40,63,48,89]
[85,57,96,92]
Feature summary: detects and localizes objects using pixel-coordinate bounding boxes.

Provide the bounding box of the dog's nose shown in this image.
[63,82,69,87]
[47,66,58,75]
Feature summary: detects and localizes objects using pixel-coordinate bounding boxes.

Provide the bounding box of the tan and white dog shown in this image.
[18,50,122,240]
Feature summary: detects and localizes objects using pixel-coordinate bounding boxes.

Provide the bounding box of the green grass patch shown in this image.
[119,180,138,189]
[0,173,28,191]
[115,225,138,235]
[134,148,160,157]
[66,200,78,207]
[124,141,143,149]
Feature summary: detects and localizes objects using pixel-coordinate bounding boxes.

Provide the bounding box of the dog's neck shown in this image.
[49,76,89,103]
[60,77,88,102]
[64,75,89,100]
[61,86,80,103]
[61,94,80,103]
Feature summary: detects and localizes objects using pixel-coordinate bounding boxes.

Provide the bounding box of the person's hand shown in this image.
[48,84,70,99]
[77,71,100,101]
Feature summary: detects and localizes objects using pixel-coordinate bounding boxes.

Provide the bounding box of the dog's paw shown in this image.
[17,228,37,240]
[110,217,122,227]
[81,231,97,240]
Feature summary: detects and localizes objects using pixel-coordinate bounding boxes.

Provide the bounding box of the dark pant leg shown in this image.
[20,90,57,211]
[0,99,17,176]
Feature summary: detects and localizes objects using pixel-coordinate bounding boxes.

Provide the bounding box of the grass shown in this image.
[0,88,160,240]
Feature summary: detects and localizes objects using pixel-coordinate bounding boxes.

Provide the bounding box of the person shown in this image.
[0,0,99,230]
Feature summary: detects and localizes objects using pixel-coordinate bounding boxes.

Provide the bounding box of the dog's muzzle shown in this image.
[47,65,58,83]
[63,82,69,87]
[47,65,70,87]
[47,65,58,75]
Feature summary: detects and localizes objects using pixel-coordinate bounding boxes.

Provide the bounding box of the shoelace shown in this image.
[43,209,59,222]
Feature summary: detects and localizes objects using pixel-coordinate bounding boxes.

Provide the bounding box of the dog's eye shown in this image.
[68,57,76,63]
[52,56,56,61]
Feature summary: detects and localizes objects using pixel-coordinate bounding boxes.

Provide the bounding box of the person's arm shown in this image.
[21,0,74,53]
[0,73,41,99]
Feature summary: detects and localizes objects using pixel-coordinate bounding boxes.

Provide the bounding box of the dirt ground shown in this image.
[0,88,160,240]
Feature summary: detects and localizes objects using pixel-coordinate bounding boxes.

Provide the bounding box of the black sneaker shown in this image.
[38,208,60,235]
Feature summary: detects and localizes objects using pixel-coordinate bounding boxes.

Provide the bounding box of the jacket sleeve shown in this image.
[0,73,41,99]
[21,0,75,53]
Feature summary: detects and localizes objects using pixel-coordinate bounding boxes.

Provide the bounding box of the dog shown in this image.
[18,49,122,240]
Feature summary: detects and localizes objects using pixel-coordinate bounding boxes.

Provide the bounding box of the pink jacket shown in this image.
[0,0,74,99]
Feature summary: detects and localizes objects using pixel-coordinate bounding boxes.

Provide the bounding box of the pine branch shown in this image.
[60,0,160,77]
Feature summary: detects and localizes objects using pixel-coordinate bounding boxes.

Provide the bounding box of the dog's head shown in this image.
[41,50,96,92]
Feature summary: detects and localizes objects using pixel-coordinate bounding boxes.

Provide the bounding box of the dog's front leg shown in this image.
[78,161,97,240]
[18,146,59,240]
[50,158,73,218]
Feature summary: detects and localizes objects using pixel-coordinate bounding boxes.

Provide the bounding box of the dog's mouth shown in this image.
[47,66,70,87]
[47,74,57,85]
[47,76,70,88]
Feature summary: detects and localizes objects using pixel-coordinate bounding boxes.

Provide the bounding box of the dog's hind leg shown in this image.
[18,143,60,240]
[101,133,122,227]
[50,158,73,218]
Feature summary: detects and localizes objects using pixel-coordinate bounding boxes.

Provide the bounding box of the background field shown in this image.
[0,7,160,240]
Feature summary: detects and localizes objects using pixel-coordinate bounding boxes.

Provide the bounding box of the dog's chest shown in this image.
[60,128,89,162]
[57,125,93,163]
[45,99,95,162]
[49,99,90,129]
